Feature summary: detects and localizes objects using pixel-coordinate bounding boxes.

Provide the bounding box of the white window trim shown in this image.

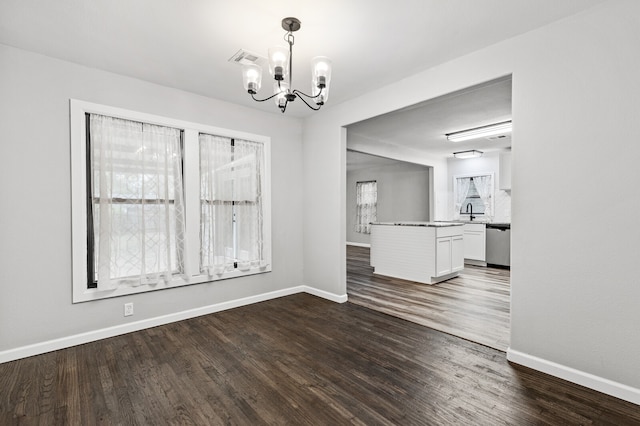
[70,99,272,303]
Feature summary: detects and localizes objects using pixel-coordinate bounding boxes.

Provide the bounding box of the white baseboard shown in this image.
[346,242,370,248]
[303,286,348,303]
[464,259,487,267]
[0,285,347,364]
[507,348,640,405]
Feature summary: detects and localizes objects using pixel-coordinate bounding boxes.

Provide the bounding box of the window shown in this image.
[453,174,494,219]
[355,180,377,234]
[71,100,271,302]
[459,178,485,215]
[199,134,265,275]
[87,114,185,289]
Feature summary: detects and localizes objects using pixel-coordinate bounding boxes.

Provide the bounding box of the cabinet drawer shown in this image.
[463,223,485,232]
[436,226,464,238]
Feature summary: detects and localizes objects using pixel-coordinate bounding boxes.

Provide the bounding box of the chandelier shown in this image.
[241,17,332,113]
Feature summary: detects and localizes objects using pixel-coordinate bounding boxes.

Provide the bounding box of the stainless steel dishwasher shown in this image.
[486,223,511,267]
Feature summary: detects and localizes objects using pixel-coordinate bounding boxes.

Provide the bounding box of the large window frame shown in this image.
[71,100,272,303]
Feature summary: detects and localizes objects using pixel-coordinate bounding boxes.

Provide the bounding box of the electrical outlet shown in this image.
[124,302,134,317]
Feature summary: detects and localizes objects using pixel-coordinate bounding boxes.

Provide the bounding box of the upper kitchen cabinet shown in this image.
[499,151,512,191]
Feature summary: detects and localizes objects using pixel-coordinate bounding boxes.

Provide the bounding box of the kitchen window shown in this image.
[71,100,272,303]
[453,173,494,220]
[460,177,485,215]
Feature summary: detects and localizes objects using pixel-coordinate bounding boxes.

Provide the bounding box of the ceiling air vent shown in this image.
[228,49,267,67]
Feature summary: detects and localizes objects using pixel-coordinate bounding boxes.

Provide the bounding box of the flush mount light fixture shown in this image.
[241,17,332,113]
[453,150,483,159]
[446,120,512,142]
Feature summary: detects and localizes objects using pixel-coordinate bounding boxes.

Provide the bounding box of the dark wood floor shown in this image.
[1,293,639,425]
[347,245,511,351]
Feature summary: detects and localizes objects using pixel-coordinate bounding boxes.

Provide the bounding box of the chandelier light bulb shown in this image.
[311,56,332,86]
[268,46,289,81]
[273,81,289,110]
[311,56,332,104]
[271,51,287,63]
[242,64,262,94]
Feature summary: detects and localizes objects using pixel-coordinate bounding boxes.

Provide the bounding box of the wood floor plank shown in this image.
[347,244,511,350]
[1,293,639,424]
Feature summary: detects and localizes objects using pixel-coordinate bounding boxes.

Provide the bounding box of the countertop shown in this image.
[371,221,464,227]
[438,220,511,227]
[371,221,510,229]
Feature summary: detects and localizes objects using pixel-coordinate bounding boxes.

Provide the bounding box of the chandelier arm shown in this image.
[292,91,322,111]
[280,99,289,113]
[250,92,281,102]
[293,87,324,100]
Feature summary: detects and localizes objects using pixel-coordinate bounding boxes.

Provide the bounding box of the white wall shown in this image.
[302,0,640,403]
[447,152,512,223]
[346,163,431,245]
[2,0,639,404]
[0,44,305,355]
[347,139,449,221]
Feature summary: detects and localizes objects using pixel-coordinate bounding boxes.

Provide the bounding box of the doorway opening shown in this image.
[344,76,512,351]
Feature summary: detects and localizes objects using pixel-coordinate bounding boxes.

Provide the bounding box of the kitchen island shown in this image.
[370,222,464,285]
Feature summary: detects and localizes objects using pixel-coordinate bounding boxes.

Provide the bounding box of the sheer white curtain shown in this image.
[234,139,265,271]
[90,114,185,288]
[355,181,377,234]
[454,177,471,220]
[200,134,234,275]
[199,135,266,275]
[473,175,493,218]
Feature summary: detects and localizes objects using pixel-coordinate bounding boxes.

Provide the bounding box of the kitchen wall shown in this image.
[302,0,640,403]
[0,43,307,358]
[346,163,431,245]
[447,151,511,223]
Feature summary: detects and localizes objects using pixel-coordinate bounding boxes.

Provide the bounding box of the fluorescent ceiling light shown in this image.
[446,120,512,142]
[453,150,483,159]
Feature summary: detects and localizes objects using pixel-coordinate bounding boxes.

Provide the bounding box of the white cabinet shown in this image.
[463,223,486,263]
[499,151,512,190]
[451,235,465,272]
[370,223,464,284]
[437,235,464,276]
[436,237,452,276]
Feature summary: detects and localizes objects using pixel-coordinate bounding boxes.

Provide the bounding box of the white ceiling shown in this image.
[347,75,513,166]
[347,150,422,172]
[0,0,605,118]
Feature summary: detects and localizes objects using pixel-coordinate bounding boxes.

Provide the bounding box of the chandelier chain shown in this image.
[285,32,295,46]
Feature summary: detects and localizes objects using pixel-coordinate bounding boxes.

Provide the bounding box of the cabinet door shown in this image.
[463,229,486,261]
[436,237,452,276]
[451,235,465,272]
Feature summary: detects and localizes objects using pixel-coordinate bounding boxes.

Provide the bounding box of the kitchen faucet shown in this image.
[466,203,475,221]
